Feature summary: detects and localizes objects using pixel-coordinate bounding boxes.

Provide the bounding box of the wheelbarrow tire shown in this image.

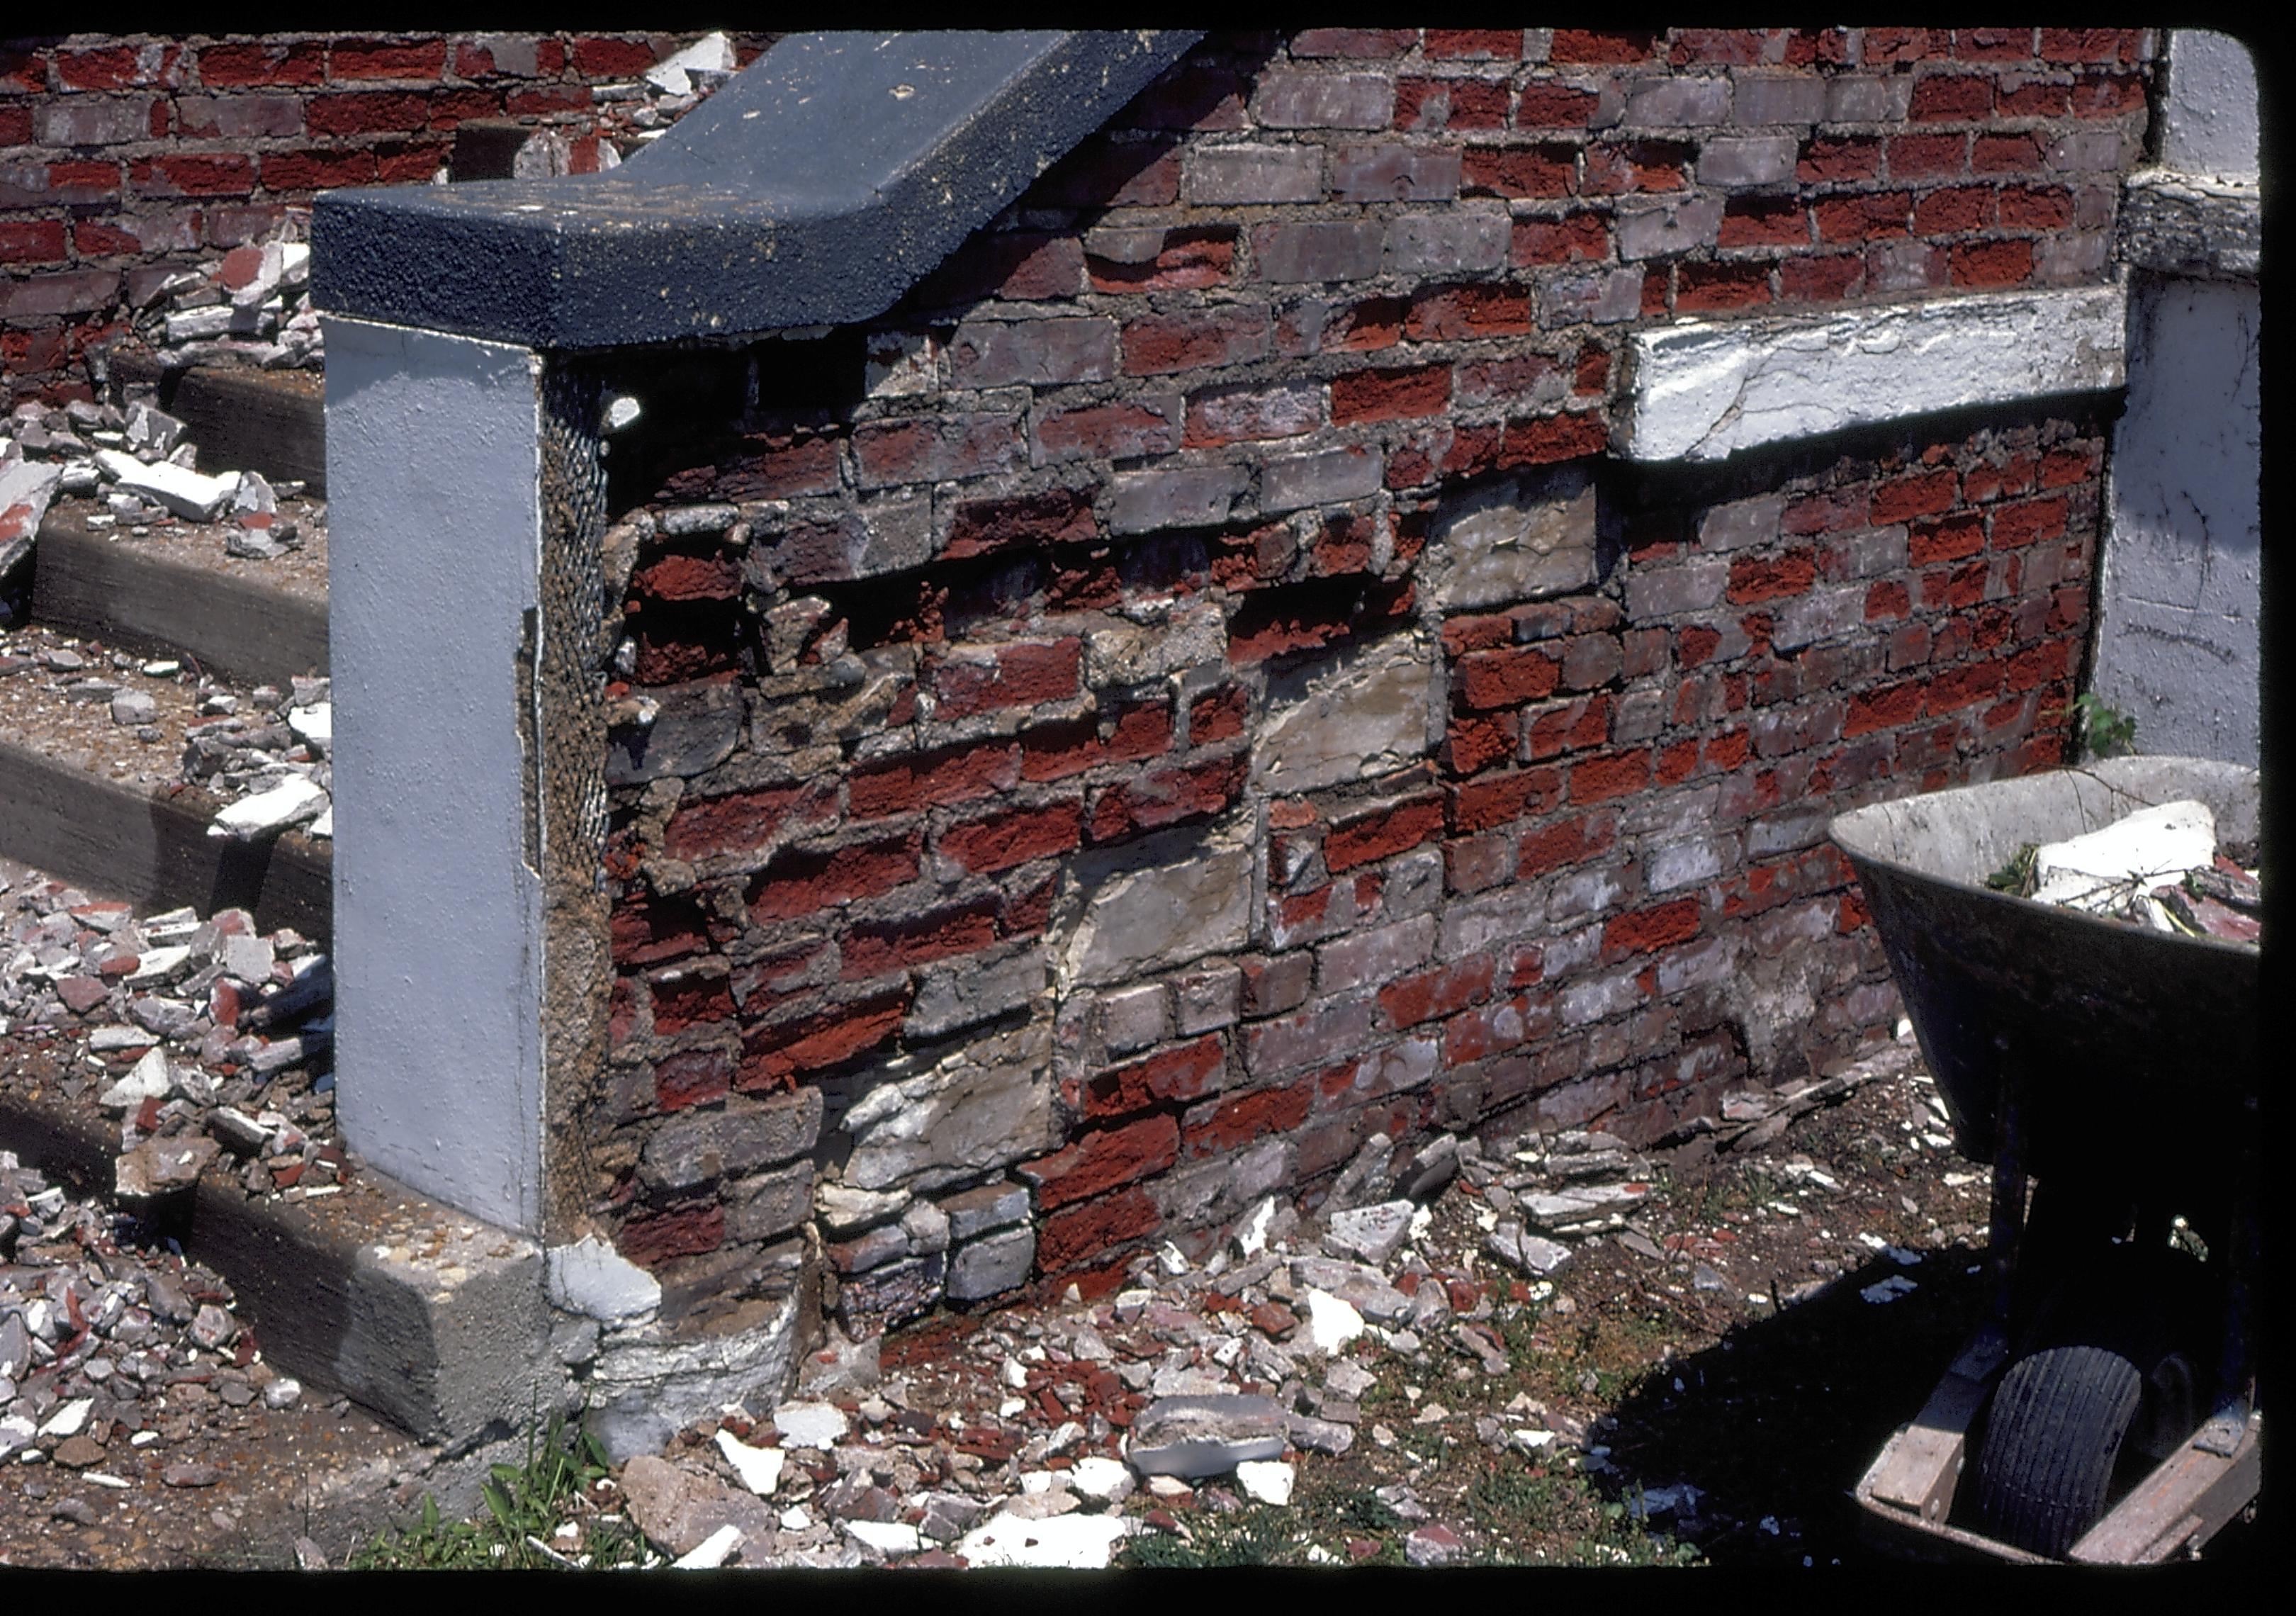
[1968,1342,2146,1559]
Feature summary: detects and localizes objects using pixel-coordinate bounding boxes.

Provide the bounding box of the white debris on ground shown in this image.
[1,1145,303,1493]
[1993,797,2261,945]
[0,866,342,1212]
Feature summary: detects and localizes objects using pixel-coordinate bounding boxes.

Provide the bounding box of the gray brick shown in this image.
[1329,144,1463,202]
[1745,805,1835,858]
[33,96,154,147]
[1538,266,1644,326]
[1099,982,1172,1055]
[1254,69,1395,130]
[1623,77,1731,128]
[1184,143,1324,204]
[641,1089,825,1194]
[1611,688,1667,744]
[1260,444,1384,512]
[940,1180,1032,1242]
[1624,556,1728,617]
[1251,218,1385,283]
[1315,914,1436,995]
[1174,963,1244,1034]
[905,941,1047,1040]
[1616,196,1724,260]
[947,1227,1036,1302]
[1840,525,1908,576]
[723,1158,816,1243]
[1384,209,1510,275]
[1866,238,1946,293]
[1825,76,1910,123]
[1647,836,1724,894]
[1699,135,1798,186]
[1731,74,1827,125]
[1110,464,1249,534]
[1695,493,1785,551]
[2035,230,2110,281]
[1772,585,1865,653]
[945,318,1118,388]
[2046,127,2134,172]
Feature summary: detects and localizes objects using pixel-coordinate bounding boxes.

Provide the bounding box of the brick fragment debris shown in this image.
[1980,796,2263,945]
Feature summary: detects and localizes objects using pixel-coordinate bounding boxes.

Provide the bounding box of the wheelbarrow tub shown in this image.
[1829,757,2259,1202]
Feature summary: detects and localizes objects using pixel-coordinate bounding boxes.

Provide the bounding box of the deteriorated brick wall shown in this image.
[0,30,768,401]
[580,25,2150,1340]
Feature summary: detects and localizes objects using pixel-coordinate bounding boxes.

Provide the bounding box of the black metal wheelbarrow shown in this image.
[1830,757,2262,1564]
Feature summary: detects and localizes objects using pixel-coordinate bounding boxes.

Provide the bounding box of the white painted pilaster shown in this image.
[325,316,548,1233]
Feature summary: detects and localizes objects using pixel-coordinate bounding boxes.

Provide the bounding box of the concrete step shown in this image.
[31,505,327,691]
[111,354,327,498]
[0,733,328,941]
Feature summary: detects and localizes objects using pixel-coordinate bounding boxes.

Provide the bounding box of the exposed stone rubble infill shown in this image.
[1,396,316,561]
[544,1045,1925,1571]
[128,234,319,376]
[1,1148,305,1491]
[0,868,343,1211]
[0,626,332,843]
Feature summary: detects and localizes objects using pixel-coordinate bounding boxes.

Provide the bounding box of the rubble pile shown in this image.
[1,398,309,569]
[1,1148,304,1498]
[1986,797,2262,946]
[0,872,343,1209]
[128,237,318,376]
[182,675,333,842]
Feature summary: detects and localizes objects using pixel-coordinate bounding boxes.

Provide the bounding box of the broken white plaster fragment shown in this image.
[2030,799,2215,912]
[207,774,327,840]
[1619,284,2127,463]
[714,1429,785,1497]
[544,1235,662,1321]
[1304,1288,1366,1354]
[94,449,240,522]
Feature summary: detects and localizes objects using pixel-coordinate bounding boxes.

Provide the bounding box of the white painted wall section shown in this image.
[327,316,548,1233]
[2161,30,2258,177]
[1616,285,2127,463]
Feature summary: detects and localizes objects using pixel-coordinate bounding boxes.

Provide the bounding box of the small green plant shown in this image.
[2073,692,2139,761]
[1120,1505,1290,1568]
[1985,843,2039,897]
[346,1411,648,1571]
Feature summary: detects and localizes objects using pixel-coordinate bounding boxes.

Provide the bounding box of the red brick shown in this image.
[1720,196,1807,249]
[1129,65,1251,133]
[1225,577,1412,664]
[1845,679,1924,736]
[1514,81,1603,128]
[1427,28,1522,57]
[1330,364,1451,425]
[1088,227,1234,293]
[1569,749,1651,804]
[1950,237,2032,288]
[619,1201,724,1269]
[1502,412,1610,467]
[1512,211,1611,264]
[1444,712,1516,775]
[1456,646,1560,709]
[1380,955,1496,1031]
[1461,142,1576,198]
[1405,282,1532,339]
[1121,306,1269,375]
[1909,512,1985,565]
[309,89,427,136]
[940,800,1084,875]
[1084,1035,1227,1119]
[0,220,67,266]
[1914,185,1995,235]
[257,150,378,191]
[1037,1186,1161,1274]
[1019,701,1174,781]
[1798,136,1881,184]
[740,992,908,1088]
[572,36,658,77]
[1188,684,1249,745]
[506,85,592,116]
[1603,898,1702,958]
[1185,380,1322,447]
[1450,768,1560,833]
[850,740,1020,819]
[1815,191,1910,243]
[611,894,714,967]
[1971,133,2044,174]
[1864,28,1936,64]
[1926,658,2005,714]
[748,834,923,921]
[664,780,836,859]
[1582,139,1692,194]
[1676,261,1772,313]
[649,972,736,1036]
[329,38,448,80]
[1397,77,1511,133]
[2039,28,2144,64]
[128,155,253,198]
[1549,30,1660,63]
[196,41,325,86]
[54,47,144,91]
[1866,579,1913,620]
[1953,28,2035,62]
[1910,73,1993,120]
[1518,813,1615,877]
[918,230,1086,304]
[931,639,1082,718]
[1035,133,1182,210]
[1184,1081,1312,1157]
[652,1048,732,1112]
[1997,185,2076,231]
[1324,795,1445,871]
[1997,79,2070,117]
[1870,467,1960,524]
[1019,1114,1181,1209]
[1525,695,1611,759]
[1726,549,1818,605]
[1088,753,1248,842]
[842,901,1001,979]
[630,549,740,605]
[1990,494,2068,549]
[2037,447,2098,489]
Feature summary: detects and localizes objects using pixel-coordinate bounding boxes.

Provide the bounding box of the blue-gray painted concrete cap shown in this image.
[311,30,1199,348]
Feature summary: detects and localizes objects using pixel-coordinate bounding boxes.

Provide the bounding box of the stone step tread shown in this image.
[111,355,327,498]
[0,734,327,942]
[32,505,327,692]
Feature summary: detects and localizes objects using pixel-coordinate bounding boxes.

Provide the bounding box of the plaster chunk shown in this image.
[1056,823,1254,989]
[1424,468,1597,608]
[1619,285,2127,463]
[841,1022,1056,1192]
[1254,631,1435,795]
[546,1235,662,1322]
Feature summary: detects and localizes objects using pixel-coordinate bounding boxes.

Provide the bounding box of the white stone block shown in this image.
[1617,284,2127,463]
